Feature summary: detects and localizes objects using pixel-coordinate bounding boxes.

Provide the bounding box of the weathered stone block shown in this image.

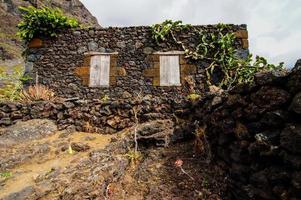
[290,92,301,114]
[180,55,187,65]
[242,39,249,49]
[117,68,127,76]
[180,64,197,75]
[281,124,301,154]
[109,77,117,86]
[153,77,160,86]
[143,47,154,54]
[235,30,248,39]
[143,68,159,77]
[88,41,98,51]
[74,66,90,86]
[28,38,43,48]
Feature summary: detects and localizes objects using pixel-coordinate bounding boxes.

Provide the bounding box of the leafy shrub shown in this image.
[17,6,79,42]
[151,20,285,90]
[20,84,56,102]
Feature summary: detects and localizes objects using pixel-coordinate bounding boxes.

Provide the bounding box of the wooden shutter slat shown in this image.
[89,55,110,87]
[160,56,181,86]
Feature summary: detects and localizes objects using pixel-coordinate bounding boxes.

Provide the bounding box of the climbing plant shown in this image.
[151,20,285,90]
[151,20,191,44]
[17,6,79,42]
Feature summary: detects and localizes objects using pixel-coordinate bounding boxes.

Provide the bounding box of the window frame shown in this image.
[84,52,118,88]
[154,51,185,87]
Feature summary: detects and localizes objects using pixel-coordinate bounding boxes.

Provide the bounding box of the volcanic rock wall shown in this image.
[0,95,192,142]
[190,63,301,200]
[25,25,248,100]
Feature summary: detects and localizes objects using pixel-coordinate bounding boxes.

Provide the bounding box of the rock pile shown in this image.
[189,65,301,199]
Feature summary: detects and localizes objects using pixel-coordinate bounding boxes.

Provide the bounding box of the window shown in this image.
[75,52,124,87]
[159,55,181,86]
[89,55,110,87]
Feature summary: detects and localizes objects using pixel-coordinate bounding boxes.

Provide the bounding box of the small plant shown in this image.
[20,84,56,102]
[0,171,12,179]
[125,149,142,164]
[194,125,212,164]
[187,93,201,102]
[17,6,79,42]
[202,176,209,188]
[100,94,110,103]
[83,121,95,133]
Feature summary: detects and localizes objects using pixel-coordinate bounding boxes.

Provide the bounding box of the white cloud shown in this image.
[81,0,301,68]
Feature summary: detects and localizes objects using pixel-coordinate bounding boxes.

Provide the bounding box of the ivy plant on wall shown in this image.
[17,6,79,42]
[151,20,285,90]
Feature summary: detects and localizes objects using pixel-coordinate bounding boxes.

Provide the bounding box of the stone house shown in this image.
[25,25,249,99]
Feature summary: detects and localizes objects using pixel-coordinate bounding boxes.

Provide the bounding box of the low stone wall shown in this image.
[190,64,301,199]
[0,94,192,141]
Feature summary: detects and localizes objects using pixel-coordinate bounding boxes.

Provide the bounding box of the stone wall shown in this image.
[189,62,301,199]
[25,25,248,100]
[0,94,192,142]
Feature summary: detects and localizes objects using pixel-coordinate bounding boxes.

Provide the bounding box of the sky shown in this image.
[80,0,301,68]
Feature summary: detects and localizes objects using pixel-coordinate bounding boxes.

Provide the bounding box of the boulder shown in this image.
[280,124,301,154]
[135,120,174,147]
[0,119,57,147]
[254,70,288,86]
[290,92,301,114]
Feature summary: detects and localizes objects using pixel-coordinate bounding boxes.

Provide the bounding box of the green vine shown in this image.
[151,20,191,44]
[151,20,284,90]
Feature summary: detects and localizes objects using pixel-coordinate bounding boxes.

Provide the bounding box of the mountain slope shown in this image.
[0,0,100,62]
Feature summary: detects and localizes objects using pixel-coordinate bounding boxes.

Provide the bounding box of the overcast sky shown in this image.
[80,0,300,68]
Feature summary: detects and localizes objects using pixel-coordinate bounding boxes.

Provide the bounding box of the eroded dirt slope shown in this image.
[0,120,228,200]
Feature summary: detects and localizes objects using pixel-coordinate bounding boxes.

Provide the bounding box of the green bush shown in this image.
[17,6,79,42]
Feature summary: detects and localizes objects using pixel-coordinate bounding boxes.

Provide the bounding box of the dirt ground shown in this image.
[0,124,229,200]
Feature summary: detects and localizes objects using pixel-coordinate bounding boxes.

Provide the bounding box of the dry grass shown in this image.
[20,84,57,102]
[194,125,212,164]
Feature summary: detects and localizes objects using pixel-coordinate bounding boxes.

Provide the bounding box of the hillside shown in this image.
[0,0,99,62]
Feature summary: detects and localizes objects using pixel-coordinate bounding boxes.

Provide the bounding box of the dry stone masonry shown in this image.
[188,62,301,200]
[24,25,248,100]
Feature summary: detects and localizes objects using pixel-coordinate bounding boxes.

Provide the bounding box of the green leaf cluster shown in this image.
[17,6,79,42]
[151,20,191,43]
[151,20,285,90]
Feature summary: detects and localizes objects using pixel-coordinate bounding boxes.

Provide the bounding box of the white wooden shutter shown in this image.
[89,55,110,87]
[160,55,181,86]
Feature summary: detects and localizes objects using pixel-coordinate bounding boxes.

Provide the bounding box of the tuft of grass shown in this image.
[125,149,142,164]
[20,84,57,102]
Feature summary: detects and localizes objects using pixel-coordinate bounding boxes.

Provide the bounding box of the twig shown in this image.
[180,166,195,181]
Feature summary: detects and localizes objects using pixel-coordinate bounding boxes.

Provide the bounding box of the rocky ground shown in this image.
[0,119,228,200]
